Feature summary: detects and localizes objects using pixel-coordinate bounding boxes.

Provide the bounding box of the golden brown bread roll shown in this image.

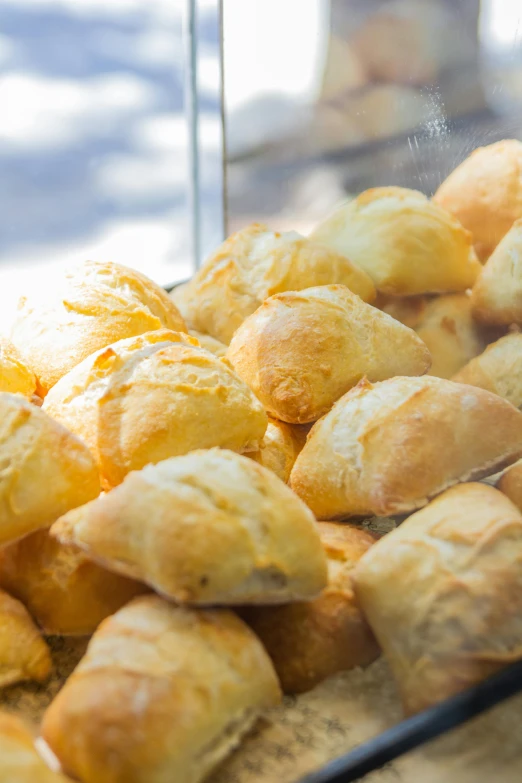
[43,330,267,489]
[189,330,227,357]
[0,711,70,781]
[227,285,431,424]
[169,281,195,329]
[0,336,36,397]
[471,219,522,324]
[42,595,281,783]
[176,223,376,344]
[0,530,147,636]
[289,375,522,519]
[496,460,522,512]
[382,293,493,379]
[243,523,379,693]
[353,483,522,715]
[249,417,307,482]
[434,140,522,261]
[310,187,481,296]
[0,588,51,687]
[52,449,327,605]
[453,333,522,408]
[11,260,186,394]
[0,393,99,546]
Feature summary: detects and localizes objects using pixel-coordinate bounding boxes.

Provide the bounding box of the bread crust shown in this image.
[0,588,51,687]
[471,219,522,324]
[453,333,522,408]
[0,336,36,397]
[249,417,307,482]
[497,460,522,512]
[0,711,70,781]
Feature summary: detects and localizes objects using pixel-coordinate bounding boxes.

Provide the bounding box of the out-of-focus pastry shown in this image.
[0,530,147,636]
[382,293,493,379]
[42,595,281,783]
[434,140,522,261]
[453,333,522,408]
[227,285,431,423]
[43,331,267,489]
[310,187,480,295]
[0,393,99,546]
[353,483,522,715]
[11,260,186,394]
[249,417,307,483]
[188,330,227,357]
[497,460,522,511]
[289,376,522,519]
[471,219,522,324]
[243,523,379,693]
[0,587,51,687]
[0,711,71,781]
[319,35,367,102]
[0,336,36,397]
[52,449,327,606]
[176,224,376,344]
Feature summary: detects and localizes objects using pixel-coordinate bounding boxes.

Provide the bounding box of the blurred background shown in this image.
[1,0,522,325]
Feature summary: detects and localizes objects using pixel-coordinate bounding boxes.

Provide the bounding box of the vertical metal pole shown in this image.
[184,0,201,271]
[218,0,228,240]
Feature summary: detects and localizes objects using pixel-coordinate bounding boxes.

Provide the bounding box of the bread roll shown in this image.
[471,219,522,324]
[0,530,147,636]
[453,334,522,408]
[0,588,51,687]
[0,336,36,397]
[189,330,227,357]
[169,281,195,330]
[43,330,267,489]
[0,712,70,781]
[496,460,522,512]
[42,595,281,783]
[353,483,522,714]
[382,293,493,379]
[310,187,480,295]
[11,260,186,394]
[434,140,522,261]
[0,393,99,546]
[289,376,522,519]
[243,523,379,693]
[52,449,327,605]
[177,223,376,344]
[227,285,431,424]
[249,417,307,482]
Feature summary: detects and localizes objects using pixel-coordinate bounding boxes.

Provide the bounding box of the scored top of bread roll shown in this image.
[52,449,327,605]
[310,187,481,295]
[289,375,522,519]
[227,285,431,424]
[42,595,281,783]
[0,336,36,398]
[0,711,70,782]
[176,223,376,344]
[471,219,522,325]
[0,393,100,546]
[434,139,522,261]
[11,260,186,394]
[43,330,267,489]
[0,587,51,687]
[353,483,522,715]
[453,333,522,409]
[242,522,379,694]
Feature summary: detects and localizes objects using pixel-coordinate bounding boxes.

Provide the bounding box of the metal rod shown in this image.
[183,0,202,271]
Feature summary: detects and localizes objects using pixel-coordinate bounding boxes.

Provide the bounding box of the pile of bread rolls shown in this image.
[1,139,522,783]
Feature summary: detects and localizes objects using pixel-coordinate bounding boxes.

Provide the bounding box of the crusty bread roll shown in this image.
[189,330,227,357]
[169,281,195,330]
[0,712,70,781]
[471,219,522,324]
[11,260,186,394]
[176,223,376,344]
[0,393,100,546]
[227,285,431,424]
[382,293,493,379]
[242,523,379,693]
[0,588,51,687]
[249,417,307,483]
[310,187,480,295]
[52,449,327,605]
[453,333,522,408]
[353,483,522,715]
[434,140,522,261]
[289,376,522,519]
[496,460,522,511]
[42,595,281,783]
[0,530,147,636]
[0,336,36,397]
[43,330,267,489]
